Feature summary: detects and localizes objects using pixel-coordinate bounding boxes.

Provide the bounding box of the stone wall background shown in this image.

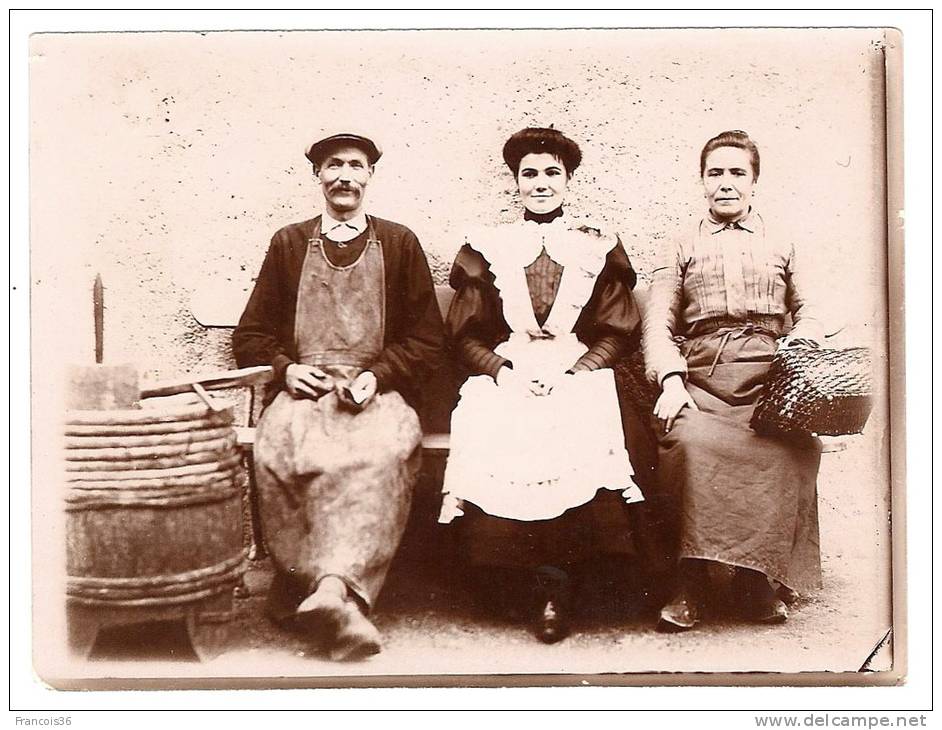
[31,28,889,383]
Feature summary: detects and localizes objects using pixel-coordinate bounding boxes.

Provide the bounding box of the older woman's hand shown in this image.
[777,335,819,352]
[654,374,699,433]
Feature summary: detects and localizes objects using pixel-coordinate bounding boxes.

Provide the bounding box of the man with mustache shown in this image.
[233,132,444,660]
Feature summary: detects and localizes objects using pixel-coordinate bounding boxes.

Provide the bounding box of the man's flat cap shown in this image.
[305,133,382,166]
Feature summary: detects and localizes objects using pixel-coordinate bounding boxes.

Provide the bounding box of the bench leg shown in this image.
[244,450,267,560]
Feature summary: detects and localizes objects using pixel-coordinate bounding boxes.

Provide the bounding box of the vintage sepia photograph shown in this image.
[26,23,904,691]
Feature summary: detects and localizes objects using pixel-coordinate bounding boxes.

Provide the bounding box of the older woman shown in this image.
[439,127,643,643]
[642,130,825,631]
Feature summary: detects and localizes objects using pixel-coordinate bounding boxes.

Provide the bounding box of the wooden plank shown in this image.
[140,366,274,399]
[234,427,452,454]
[820,438,847,454]
[420,433,451,454]
[234,427,256,447]
[233,427,842,455]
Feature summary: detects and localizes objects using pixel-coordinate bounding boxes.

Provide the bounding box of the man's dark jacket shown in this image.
[232,215,445,409]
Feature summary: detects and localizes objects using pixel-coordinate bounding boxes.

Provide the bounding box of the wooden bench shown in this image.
[170,284,844,556]
[180,281,846,458]
[183,280,846,433]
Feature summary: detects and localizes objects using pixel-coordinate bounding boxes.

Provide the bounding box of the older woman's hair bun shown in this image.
[700,130,761,180]
[502,127,582,176]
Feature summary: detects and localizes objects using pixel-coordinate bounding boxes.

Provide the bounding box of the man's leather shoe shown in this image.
[266,572,308,632]
[294,586,348,647]
[328,601,383,661]
[657,589,701,632]
[536,598,570,644]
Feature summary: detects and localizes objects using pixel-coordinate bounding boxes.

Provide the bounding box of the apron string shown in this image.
[707,324,762,378]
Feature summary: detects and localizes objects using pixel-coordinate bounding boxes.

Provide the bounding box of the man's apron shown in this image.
[254,217,422,609]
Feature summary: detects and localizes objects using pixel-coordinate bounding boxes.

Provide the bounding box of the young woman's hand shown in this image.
[495,365,523,390]
[530,369,573,397]
[496,366,569,397]
[654,373,699,432]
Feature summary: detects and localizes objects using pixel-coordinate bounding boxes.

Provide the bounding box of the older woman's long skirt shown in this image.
[655,329,822,594]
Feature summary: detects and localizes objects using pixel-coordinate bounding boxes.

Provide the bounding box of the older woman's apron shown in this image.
[657,326,822,593]
[254,219,422,609]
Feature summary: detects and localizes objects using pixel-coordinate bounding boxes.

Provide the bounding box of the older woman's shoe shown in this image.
[732,568,788,624]
[753,596,788,624]
[657,589,701,632]
[777,585,800,606]
[536,598,570,644]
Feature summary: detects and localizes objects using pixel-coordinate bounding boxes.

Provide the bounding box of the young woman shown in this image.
[439,127,643,643]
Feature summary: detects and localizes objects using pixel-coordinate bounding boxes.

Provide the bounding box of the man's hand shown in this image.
[285,363,335,400]
[653,373,699,433]
[337,370,378,411]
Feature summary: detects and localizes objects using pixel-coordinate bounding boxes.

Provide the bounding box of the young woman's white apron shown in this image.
[440,220,639,523]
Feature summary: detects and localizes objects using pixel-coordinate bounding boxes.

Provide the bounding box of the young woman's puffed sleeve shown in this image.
[570,236,640,372]
[447,244,512,380]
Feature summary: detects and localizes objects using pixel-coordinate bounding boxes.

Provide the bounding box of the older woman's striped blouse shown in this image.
[641,209,823,385]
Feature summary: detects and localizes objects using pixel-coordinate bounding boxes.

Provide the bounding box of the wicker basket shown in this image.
[750,346,873,437]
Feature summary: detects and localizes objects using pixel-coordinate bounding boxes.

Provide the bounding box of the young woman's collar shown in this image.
[523,206,564,225]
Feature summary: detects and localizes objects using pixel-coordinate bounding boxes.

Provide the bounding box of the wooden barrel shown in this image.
[64,401,246,612]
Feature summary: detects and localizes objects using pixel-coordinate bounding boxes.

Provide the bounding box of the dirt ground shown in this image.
[76,434,893,684]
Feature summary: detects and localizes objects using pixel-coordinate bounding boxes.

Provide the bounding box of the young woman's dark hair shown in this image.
[502,127,582,177]
[699,130,761,180]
